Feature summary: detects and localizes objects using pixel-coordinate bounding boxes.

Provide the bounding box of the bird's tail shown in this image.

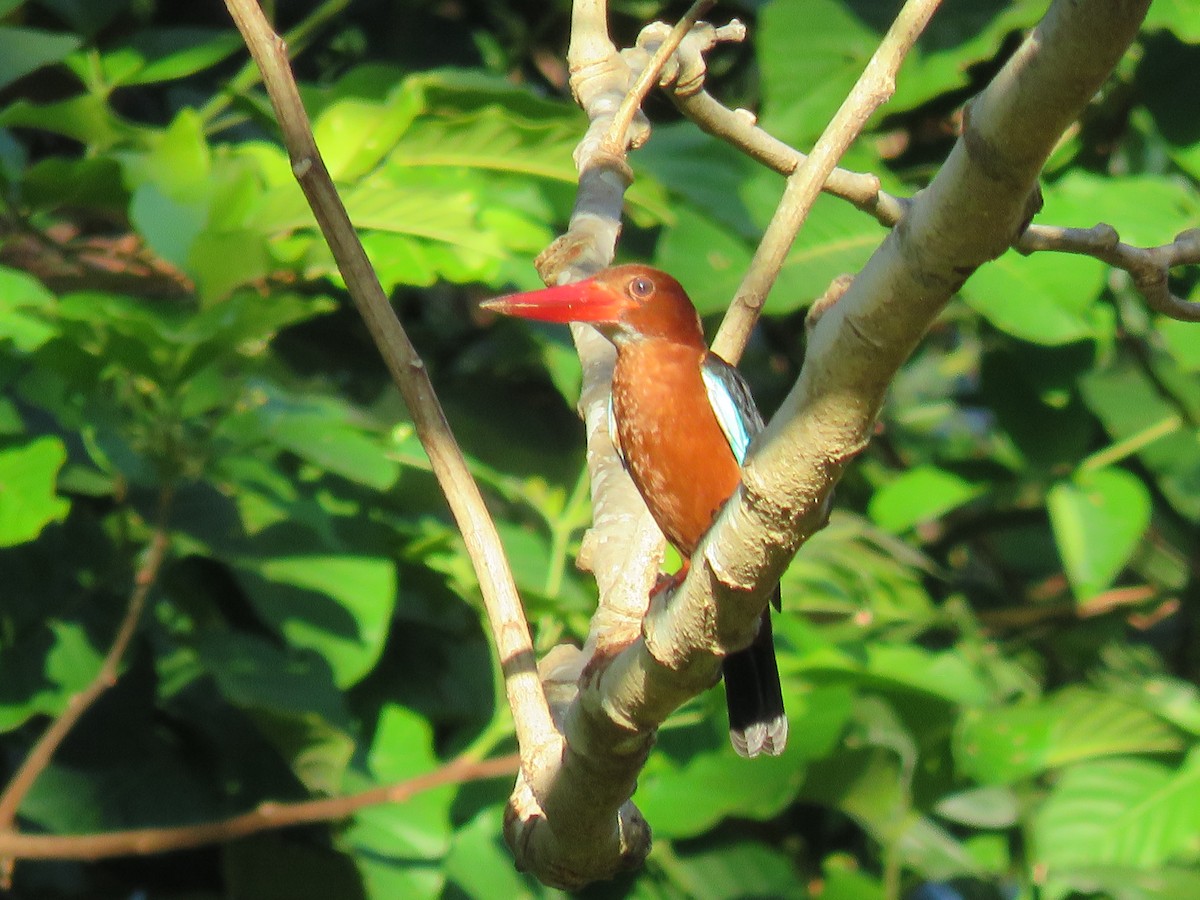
[722,598,787,758]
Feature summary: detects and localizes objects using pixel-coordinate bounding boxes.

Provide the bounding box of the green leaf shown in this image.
[0,266,57,352]
[961,248,1109,345]
[0,436,71,546]
[445,807,535,900]
[0,93,140,148]
[29,0,127,36]
[781,513,937,628]
[22,156,128,211]
[341,706,454,897]
[654,194,885,316]
[635,685,852,839]
[661,841,805,900]
[1048,467,1151,600]
[272,413,398,492]
[1045,866,1200,900]
[116,28,242,86]
[1042,172,1200,249]
[798,642,992,706]
[312,82,424,181]
[820,854,885,900]
[1082,359,1200,520]
[757,0,878,146]
[0,26,80,92]
[1031,750,1200,871]
[869,465,984,533]
[956,687,1183,785]
[0,619,104,732]
[234,554,397,688]
[1143,0,1200,41]
[1157,309,1200,372]
[934,785,1020,829]
[195,631,349,723]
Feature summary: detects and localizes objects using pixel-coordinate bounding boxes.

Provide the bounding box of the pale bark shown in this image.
[507,0,1152,889]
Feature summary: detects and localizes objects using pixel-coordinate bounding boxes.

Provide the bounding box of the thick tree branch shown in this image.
[686,0,1152,725]
[222,0,558,794]
[506,0,936,888]
[509,0,1152,889]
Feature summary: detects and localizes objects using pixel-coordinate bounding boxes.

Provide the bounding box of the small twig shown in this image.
[979,584,1161,632]
[197,0,353,128]
[671,90,911,228]
[1019,224,1200,322]
[712,0,943,363]
[601,0,714,153]
[0,753,519,862]
[0,488,174,887]
[1079,413,1183,472]
[674,73,1200,328]
[223,0,557,775]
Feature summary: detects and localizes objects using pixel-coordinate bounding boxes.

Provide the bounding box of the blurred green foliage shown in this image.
[1,1,1199,898]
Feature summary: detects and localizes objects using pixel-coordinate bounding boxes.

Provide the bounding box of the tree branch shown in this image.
[505,0,938,888]
[0,488,173,888]
[712,0,942,362]
[508,0,1152,888]
[686,0,1153,736]
[670,88,910,228]
[1018,223,1200,321]
[671,38,1200,326]
[0,753,518,861]
[222,0,558,803]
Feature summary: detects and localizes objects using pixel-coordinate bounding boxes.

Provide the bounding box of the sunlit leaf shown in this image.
[1031,750,1200,871]
[0,436,70,546]
[956,688,1183,785]
[234,554,397,688]
[1048,467,1151,600]
[869,465,985,533]
[635,685,852,838]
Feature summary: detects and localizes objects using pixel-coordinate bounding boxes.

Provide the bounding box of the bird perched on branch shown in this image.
[484,264,786,758]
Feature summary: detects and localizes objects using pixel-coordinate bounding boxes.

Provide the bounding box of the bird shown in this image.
[483,264,787,758]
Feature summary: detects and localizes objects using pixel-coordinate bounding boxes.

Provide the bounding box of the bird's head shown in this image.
[482,264,704,348]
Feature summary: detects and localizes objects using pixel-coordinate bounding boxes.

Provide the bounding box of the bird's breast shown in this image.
[611,342,743,556]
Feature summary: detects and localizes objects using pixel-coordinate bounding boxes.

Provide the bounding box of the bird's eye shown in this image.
[627,276,654,300]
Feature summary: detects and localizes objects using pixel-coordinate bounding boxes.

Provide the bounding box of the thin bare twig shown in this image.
[0,488,174,887]
[602,0,714,153]
[222,0,557,773]
[0,753,519,862]
[674,67,1200,326]
[1019,224,1200,322]
[712,0,943,363]
[671,89,911,228]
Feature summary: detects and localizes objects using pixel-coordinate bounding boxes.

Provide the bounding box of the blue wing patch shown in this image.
[700,354,764,465]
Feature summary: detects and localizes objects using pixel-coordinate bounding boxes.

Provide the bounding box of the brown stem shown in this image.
[1018,224,1200,322]
[222,0,557,767]
[671,90,910,228]
[0,488,174,887]
[0,753,519,862]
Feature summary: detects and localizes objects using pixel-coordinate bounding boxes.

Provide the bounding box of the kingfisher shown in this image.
[483,264,787,758]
